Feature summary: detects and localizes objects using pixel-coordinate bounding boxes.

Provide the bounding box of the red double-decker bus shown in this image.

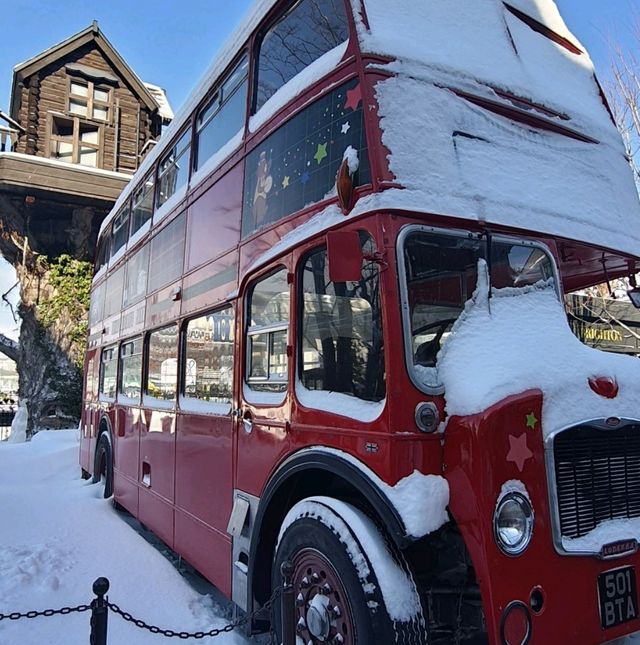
[80,0,640,642]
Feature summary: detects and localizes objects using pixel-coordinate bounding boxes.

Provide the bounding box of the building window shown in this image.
[69,79,111,122]
[49,116,101,167]
[300,234,385,402]
[255,0,349,111]
[119,338,143,400]
[246,269,289,392]
[156,128,191,209]
[195,56,248,171]
[184,306,235,404]
[146,325,179,401]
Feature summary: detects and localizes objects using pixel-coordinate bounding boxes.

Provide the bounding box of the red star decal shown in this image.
[506,433,533,472]
[344,84,362,111]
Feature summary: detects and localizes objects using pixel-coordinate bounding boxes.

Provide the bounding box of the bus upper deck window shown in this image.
[255,0,349,111]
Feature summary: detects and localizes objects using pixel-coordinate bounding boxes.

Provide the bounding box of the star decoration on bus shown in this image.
[525,412,538,430]
[344,84,362,111]
[314,143,328,164]
[300,171,310,184]
[282,175,290,189]
[341,121,351,134]
[506,433,533,472]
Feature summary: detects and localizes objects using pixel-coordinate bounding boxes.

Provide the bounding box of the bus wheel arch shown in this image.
[92,418,113,498]
[248,450,411,612]
[271,497,427,644]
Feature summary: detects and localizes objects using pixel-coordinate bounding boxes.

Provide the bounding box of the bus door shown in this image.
[235,264,292,497]
[174,304,236,594]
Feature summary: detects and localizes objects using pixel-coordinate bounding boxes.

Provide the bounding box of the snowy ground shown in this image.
[0,430,261,645]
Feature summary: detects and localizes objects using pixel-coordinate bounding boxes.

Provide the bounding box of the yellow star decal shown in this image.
[314,142,328,164]
[282,175,290,188]
[525,412,538,430]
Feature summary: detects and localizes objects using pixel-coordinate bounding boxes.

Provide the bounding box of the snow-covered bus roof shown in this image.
[100,0,640,260]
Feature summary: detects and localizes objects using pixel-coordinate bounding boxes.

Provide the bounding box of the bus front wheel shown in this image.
[92,433,113,498]
[272,497,427,645]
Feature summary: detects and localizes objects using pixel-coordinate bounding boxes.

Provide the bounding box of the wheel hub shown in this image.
[292,549,352,644]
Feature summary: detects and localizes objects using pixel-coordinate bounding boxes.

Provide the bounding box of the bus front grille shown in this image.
[553,423,640,539]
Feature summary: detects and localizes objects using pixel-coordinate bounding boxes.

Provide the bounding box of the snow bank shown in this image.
[437,269,640,437]
[7,400,27,444]
[0,430,251,645]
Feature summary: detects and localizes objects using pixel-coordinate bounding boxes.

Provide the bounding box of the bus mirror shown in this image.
[327,231,362,282]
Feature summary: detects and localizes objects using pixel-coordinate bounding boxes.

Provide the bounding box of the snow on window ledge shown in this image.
[152,185,188,227]
[242,383,286,407]
[189,129,243,193]
[249,41,349,134]
[295,379,385,423]
[141,394,176,411]
[178,395,231,416]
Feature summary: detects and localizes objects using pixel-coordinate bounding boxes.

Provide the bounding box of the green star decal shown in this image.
[314,142,328,164]
[525,412,538,430]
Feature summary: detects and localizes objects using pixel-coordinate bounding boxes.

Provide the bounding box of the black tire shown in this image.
[92,433,113,498]
[272,496,428,645]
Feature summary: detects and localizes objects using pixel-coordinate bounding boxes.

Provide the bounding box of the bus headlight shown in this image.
[493,492,533,556]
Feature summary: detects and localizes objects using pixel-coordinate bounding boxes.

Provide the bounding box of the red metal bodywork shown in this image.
[79,1,640,642]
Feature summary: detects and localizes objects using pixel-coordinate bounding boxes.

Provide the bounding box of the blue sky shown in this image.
[0,0,638,338]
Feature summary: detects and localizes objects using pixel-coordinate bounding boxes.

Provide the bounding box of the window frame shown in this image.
[48,113,103,167]
[144,324,180,404]
[156,127,192,210]
[98,344,118,401]
[118,336,143,402]
[68,77,112,123]
[252,0,349,113]
[396,224,560,395]
[296,236,386,403]
[194,54,248,171]
[181,304,236,408]
[245,267,290,392]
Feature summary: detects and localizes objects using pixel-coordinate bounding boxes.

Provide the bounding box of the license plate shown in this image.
[598,566,639,629]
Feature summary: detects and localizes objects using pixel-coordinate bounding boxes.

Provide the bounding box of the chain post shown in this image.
[280,561,295,645]
[90,577,110,645]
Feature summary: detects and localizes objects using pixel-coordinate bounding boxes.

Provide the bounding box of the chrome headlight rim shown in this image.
[493,491,534,556]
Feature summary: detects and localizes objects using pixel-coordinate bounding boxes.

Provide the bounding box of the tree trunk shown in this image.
[15,261,85,435]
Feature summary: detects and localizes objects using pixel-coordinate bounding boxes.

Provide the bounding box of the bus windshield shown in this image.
[400,228,557,389]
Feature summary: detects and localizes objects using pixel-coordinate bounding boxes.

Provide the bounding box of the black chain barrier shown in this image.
[0,563,295,644]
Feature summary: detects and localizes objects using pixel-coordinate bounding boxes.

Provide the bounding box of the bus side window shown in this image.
[119,338,143,401]
[299,234,385,402]
[99,345,118,400]
[184,306,235,404]
[195,56,248,172]
[254,0,349,111]
[146,325,179,401]
[246,269,290,393]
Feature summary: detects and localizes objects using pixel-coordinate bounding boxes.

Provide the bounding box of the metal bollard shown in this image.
[89,577,110,645]
[280,561,296,645]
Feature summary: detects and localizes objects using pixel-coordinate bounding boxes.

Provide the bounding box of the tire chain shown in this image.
[107,586,282,640]
[0,604,91,621]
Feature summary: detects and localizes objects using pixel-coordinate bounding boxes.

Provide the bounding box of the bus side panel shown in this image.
[113,405,140,516]
[138,408,176,548]
[174,411,234,595]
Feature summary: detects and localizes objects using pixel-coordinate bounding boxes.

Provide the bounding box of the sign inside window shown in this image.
[242,78,369,237]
